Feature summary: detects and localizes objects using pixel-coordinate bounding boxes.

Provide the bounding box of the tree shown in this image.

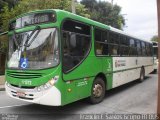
[75,2,90,18]
[151,35,159,42]
[0,0,18,32]
[0,0,90,32]
[0,32,8,53]
[81,0,125,30]
[0,0,18,12]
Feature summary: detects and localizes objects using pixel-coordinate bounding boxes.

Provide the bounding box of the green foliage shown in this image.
[0,0,90,32]
[76,3,90,18]
[0,0,18,31]
[0,0,17,11]
[81,0,125,30]
[0,0,7,11]
[151,35,159,42]
[0,32,8,53]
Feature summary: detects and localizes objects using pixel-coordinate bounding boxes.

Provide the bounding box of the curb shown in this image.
[0,88,5,91]
[0,85,5,91]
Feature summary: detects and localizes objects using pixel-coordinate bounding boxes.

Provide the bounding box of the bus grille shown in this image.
[11,84,36,89]
[7,71,42,79]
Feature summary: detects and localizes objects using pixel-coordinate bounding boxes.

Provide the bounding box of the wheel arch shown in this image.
[95,72,107,90]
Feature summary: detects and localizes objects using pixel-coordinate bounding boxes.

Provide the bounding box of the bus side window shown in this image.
[150,44,154,57]
[141,41,146,56]
[95,28,103,55]
[108,31,119,56]
[146,43,151,56]
[129,38,137,56]
[109,44,118,56]
[136,40,142,56]
[95,28,109,55]
[119,35,129,56]
[95,42,103,55]
[102,30,109,55]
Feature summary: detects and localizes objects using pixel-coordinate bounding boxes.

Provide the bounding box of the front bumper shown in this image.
[5,82,61,106]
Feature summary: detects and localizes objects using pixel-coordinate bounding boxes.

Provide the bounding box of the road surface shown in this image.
[0,73,157,120]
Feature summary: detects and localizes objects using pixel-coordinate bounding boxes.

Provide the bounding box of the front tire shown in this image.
[89,77,106,104]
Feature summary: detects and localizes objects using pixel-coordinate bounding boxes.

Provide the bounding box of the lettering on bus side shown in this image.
[76,81,88,87]
[107,59,112,71]
[115,60,126,68]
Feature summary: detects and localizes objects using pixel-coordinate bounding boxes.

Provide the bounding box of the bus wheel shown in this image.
[89,77,105,104]
[139,68,145,82]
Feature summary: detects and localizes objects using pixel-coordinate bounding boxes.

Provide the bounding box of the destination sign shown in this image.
[9,12,56,30]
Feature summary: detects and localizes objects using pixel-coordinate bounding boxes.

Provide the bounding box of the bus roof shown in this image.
[55,9,150,43]
[109,26,151,43]
[10,9,150,43]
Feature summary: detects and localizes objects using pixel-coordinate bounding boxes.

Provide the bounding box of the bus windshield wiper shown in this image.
[24,26,41,47]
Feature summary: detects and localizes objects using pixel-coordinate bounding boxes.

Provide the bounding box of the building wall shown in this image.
[0,76,5,85]
[0,32,8,85]
[0,53,6,85]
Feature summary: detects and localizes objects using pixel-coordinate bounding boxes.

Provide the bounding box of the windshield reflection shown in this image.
[8,28,59,69]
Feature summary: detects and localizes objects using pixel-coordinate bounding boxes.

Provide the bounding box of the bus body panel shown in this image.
[5,83,61,106]
[6,66,61,87]
[112,57,153,88]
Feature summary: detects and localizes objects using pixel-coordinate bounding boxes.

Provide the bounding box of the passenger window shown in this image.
[109,32,119,44]
[141,41,146,56]
[119,35,129,56]
[136,40,142,56]
[108,31,119,56]
[149,44,153,56]
[95,28,109,55]
[146,43,152,56]
[109,45,119,56]
[129,38,137,56]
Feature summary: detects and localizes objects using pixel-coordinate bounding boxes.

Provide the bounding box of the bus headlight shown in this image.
[43,83,50,89]
[37,86,42,92]
[6,82,10,87]
[36,76,59,92]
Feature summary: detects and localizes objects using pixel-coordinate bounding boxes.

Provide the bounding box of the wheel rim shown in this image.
[93,84,103,98]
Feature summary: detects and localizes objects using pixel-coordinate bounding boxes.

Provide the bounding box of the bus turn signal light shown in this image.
[49,76,59,86]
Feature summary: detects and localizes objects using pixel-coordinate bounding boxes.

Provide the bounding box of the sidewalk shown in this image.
[0,75,5,91]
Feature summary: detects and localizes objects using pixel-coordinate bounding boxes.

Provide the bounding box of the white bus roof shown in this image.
[109,26,151,43]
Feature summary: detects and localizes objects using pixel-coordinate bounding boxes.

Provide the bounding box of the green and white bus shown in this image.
[5,9,154,106]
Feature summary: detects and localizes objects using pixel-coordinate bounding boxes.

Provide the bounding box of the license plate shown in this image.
[17,91,25,97]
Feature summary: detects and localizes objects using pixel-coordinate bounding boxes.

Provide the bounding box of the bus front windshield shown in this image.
[7,28,59,69]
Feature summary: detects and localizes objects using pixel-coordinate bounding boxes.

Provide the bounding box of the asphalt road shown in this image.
[0,73,157,120]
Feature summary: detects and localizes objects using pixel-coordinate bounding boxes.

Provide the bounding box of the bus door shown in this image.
[61,19,93,102]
